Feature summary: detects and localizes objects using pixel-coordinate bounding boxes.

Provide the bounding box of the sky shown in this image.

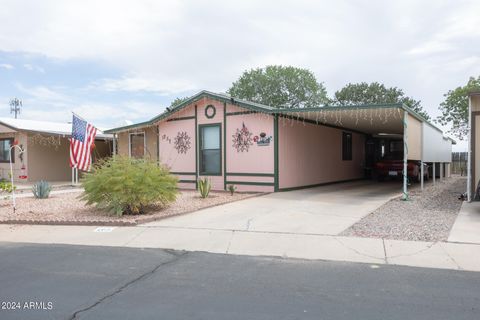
[0,0,479,150]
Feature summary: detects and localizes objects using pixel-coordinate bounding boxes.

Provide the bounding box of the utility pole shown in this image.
[9,98,22,119]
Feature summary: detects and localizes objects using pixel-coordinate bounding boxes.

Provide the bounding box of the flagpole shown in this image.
[70,112,98,178]
[71,111,103,133]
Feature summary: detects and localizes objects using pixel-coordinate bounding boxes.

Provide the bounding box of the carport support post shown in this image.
[420,160,424,191]
[467,95,472,201]
[112,133,117,159]
[433,163,436,185]
[440,163,443,181]
[402,110,409,201]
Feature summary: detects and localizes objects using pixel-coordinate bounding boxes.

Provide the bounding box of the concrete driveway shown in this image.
[146,180,402,235]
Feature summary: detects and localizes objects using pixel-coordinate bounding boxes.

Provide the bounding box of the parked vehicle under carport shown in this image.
[374,159,429,182]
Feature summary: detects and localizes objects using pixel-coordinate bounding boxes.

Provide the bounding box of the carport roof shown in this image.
[104,90,450,139]
[275,104,406,135]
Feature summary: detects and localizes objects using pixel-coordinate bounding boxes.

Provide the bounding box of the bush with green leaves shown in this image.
[81,157,178,216]
[0,180,15,193]
[198,178,211,198]
[32,180,52,199]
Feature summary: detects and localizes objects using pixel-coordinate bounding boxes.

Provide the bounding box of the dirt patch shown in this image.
[0,190,261,226]
[340,176,466,241]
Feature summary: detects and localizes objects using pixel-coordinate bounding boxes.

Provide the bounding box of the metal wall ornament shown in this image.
[232,122,253,152]
[174,131,191,154]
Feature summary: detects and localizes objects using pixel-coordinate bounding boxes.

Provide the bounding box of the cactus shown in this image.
[32,180,52,199]
[198,178,211,198]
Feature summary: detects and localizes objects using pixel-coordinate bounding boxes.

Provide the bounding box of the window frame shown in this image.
[342,131,353,161]
[0,138,14,163]
[198,123,222,176]
[129,132,146,159]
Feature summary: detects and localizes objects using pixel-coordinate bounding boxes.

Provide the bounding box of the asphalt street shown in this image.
[0,242,478,320]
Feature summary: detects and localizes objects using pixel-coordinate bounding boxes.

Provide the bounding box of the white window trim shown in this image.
[128,131,146,158]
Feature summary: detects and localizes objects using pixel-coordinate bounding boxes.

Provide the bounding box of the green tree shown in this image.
[170,96,189,108]
[334,82,430,120]
[436,76,480,140]
[228,65,329,108]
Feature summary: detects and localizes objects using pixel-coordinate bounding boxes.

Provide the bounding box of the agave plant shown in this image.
[32,180,52,199]
[198,178,211,198]
[227,184,237,196]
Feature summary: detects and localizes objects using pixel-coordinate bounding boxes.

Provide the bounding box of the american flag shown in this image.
[70,114,97,171]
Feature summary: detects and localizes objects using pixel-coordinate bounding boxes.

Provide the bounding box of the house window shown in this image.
[0,138,13,163]
[199,124,221,175]
[342,132,352,161]
[129,133,145,159]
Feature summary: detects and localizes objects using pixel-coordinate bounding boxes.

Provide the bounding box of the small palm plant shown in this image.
[198,178,211,198]
[32,180,52,199]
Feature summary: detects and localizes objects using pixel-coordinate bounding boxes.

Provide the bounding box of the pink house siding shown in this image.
[278,119,365,189]
[159,118,196,173]
[158,108,196,189]
[157,97,277,192]
[225,112,275,192]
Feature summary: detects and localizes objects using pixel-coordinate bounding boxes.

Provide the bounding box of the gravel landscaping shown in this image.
[0,190,259,226]
[340,176,466,242]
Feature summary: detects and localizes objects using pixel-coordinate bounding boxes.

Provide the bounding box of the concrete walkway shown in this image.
[1,180,479,272]
[147,180,402,235]
[1,223,479,272]
[448,201,480,244]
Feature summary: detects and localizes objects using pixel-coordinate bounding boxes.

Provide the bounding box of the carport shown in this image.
[274,103,454,199]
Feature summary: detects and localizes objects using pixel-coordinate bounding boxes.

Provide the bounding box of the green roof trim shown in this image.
[104,90,273,133]
[104,90,454,144]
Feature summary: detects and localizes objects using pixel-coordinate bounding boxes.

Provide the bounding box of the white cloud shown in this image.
[72,101,164,129]
[23,63,45,73]
[90,75,196,95]
[0,63,14,70]
[15,83,70,105]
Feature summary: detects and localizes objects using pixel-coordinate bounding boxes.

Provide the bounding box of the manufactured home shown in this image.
[105,91,454,194]
[0,117,113,182]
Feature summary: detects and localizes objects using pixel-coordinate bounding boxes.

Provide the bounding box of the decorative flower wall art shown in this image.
[232,122,253,152]
[253,132,272,146]
[174,131,191,154]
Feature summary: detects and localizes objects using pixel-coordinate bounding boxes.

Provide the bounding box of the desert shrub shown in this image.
[81,157,178,216]
[198,178,211,198]
[227,184,237,195]
[32,180,52,199]
[0,180,15,193]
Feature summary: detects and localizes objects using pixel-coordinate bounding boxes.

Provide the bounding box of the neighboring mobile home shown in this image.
[0,117,113,182]
[105,91,454,194]
[468,91,480,201]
